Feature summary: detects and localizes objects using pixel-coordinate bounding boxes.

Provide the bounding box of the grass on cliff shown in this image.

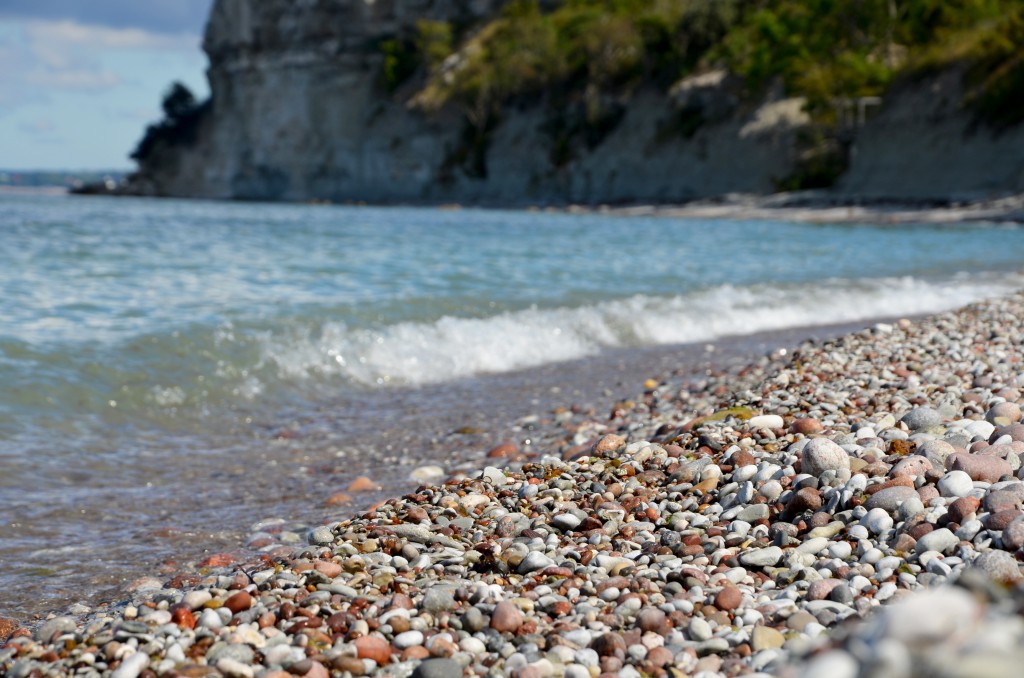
[390,0,1023,128]
[378,0,1024,181]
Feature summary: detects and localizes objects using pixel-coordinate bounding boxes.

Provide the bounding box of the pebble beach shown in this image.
[6,292,1024,678]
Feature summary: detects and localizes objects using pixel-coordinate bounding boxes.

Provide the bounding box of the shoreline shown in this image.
[6,293,1024,676]
[576,191,1024,225]
[61,186,1024,224]
[0,314,915,623]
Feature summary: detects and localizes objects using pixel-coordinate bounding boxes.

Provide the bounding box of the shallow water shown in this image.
[2,193,1023,619]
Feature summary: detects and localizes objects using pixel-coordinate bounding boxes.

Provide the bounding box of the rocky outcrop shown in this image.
[125,0,1024,204]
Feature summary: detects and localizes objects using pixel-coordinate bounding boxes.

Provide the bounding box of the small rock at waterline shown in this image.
[409,465,445,484]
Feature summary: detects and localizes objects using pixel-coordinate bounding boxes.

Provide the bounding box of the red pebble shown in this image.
[224,590,252,614]
[169,604,196,630]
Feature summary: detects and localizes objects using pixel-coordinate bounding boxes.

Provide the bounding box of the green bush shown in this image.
[131,82,208,162]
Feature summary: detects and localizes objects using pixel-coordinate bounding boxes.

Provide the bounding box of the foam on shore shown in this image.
[261,273,1023,386]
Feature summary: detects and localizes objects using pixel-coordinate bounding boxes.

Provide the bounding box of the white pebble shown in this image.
[938,471,974,498]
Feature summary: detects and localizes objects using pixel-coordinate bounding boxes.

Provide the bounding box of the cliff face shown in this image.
[127,0,813,203]
[838,69,1024,201]
[127,0,1024,204]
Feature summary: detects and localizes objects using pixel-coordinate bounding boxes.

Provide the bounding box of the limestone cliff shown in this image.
[124,0,1024,204]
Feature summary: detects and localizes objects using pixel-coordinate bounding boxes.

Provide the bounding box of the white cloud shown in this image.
[0,19,200,104]
[26,19,198,54]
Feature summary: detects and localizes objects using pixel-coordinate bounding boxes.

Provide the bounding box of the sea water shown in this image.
[2,192,1023,618]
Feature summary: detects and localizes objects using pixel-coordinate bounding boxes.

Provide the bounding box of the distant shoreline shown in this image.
[58,184,1024,224]
[567,191,1024,225]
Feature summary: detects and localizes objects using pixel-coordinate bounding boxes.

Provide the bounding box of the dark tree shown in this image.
[130,81,209,162]
[161,82,198,121]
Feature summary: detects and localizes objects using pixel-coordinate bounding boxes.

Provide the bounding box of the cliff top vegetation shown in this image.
[384,0,1024,129]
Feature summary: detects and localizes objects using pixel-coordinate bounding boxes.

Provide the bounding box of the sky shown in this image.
[0,1,214,170]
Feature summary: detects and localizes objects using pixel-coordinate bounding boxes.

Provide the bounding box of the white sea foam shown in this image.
[258,273,1024,388]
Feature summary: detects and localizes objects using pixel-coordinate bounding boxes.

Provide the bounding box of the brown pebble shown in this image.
[809,511,832,528]
[198,553,234,568]
[0,617,18,642]
[427,635,457,657]
[487,442,519,458]
[984,509,1022,531]
[348,476,381,492]
[389,616,410,634]
[593,434,627,455]
[592,632,627,657]
[646,645,674,668]
[224,590,252,615]
[331,655,366,675]
[806,579,842,601]
[404,507,428,523]
[888,439,914,456]
[947,496,981,524]
[791,418,823,435]
[600,656,624,673]
[1002,516,1024,551]
[731,449,756,468]
[490,601,524,633]
[300,661,330,678]
[910,522,935,540]
[354,636,392,665]
[324,492,352,507]
[314,561,342,578]
[952,454,1013,483]
[788,487,822,515]
[400,646,430,661]
[390,592,415,610]
[714,586,742,611]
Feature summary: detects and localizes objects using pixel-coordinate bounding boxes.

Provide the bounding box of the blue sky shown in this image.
[0,1,214,170]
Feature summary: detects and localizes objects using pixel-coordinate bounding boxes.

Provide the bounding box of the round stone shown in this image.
[739,546,784,567]
[1002,515,1024,551]
[792,418,824,435]
[864,485,919,512]
[422,587,456,613]
[801,438,850,477]
[952,454,1012,483]
[714,586,742,611]
[517,551,555,574]
[748,414,784,430]
[937,471,974,498]
[354,636,392,664]
[987,402,1023,424]
[394,630,425,649]
[902,407,943,431]
[308,525,334,545]
[688,617,712,641]
[491,601,524,633]
[635,607,667,635]
[915,527,960,554]
[862,508,894,535]
[972,550,1022,584]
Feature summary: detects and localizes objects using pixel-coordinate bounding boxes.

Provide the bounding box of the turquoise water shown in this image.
[2,192,1024,617]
